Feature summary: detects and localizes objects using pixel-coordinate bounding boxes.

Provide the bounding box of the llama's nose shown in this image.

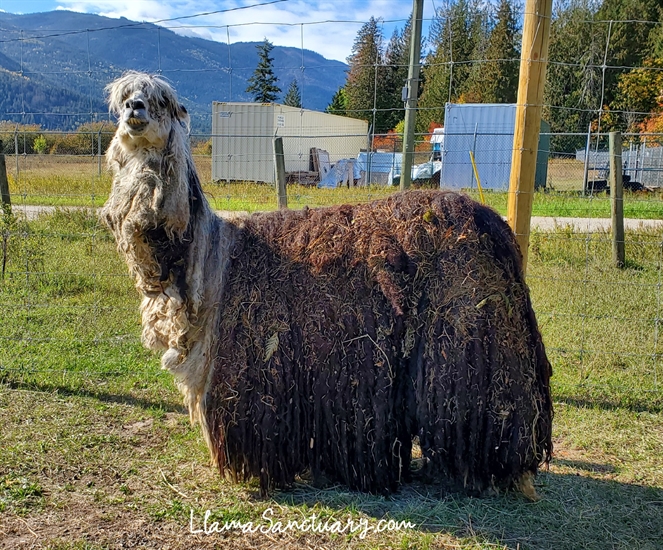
[126,98,146,111]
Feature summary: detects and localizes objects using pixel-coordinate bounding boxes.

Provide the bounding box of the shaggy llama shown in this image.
[101,72,553,498]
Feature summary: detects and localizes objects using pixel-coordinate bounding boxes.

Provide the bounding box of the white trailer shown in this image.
[211,102,369,184]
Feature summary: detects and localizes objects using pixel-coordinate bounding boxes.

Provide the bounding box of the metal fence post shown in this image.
[0,140,10,208]
[13,126,19,179]
[98,125,104,177]
[582,122,591,196]
[609,131,625,269]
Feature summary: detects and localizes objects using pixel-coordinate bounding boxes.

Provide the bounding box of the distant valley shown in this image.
[0,10,349,131]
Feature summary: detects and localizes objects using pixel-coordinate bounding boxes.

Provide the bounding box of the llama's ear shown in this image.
[176,104,190,130]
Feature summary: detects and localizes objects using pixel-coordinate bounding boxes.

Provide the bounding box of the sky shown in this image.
[0,0,437,62]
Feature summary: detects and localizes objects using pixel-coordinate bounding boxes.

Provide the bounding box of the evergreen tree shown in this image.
[598,0,661,109]
[417,0,487,131]
[601,0,663,129]
[326,86,348,116]
[383,18,413,131]
[345,17,392,132]
[246,38,281,103]
[466,0,519,103]
[284,79,302,107]
[543,0,604,142]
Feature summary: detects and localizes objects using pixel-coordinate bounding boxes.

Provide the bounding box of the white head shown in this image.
[105,71,190,152]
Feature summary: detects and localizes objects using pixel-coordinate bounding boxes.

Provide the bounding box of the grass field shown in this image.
[0,207,661,549]
[5,154,663,219]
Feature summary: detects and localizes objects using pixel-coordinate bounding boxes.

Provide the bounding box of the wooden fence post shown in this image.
[507,0,553,275]
[0,140,11,208]
[609,131,625,268]
[274,137,288,210]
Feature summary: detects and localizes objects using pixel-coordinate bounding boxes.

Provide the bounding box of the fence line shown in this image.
[0,7,662,402]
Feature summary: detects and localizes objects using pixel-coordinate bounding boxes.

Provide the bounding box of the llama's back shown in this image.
[206,190,552,494]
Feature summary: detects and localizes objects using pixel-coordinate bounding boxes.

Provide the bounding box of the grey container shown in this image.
[441,103,550,191]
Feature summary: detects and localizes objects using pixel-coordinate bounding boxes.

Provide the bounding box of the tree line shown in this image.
[326,0,519,135]
[325,0,663,147]
[0,122,113,155]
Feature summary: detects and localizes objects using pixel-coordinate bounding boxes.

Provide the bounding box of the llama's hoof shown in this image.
[516,471,540,501]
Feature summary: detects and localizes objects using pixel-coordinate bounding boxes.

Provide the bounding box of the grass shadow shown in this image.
[0,376,185,413]
[269,471,663,549]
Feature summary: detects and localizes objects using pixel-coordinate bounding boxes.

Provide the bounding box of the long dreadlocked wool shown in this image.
[101,72,553,499]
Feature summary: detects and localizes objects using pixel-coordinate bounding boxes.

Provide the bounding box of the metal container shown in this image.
[212,102,368,183]
[441,103,549,191]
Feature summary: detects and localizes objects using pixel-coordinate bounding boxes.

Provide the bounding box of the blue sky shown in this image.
[0,0,437,62]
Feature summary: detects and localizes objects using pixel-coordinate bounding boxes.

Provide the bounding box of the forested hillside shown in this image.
[0,10,348,131]
[2,1,662,140]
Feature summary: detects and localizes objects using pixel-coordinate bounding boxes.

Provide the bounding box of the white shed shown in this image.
[211,102,369,183]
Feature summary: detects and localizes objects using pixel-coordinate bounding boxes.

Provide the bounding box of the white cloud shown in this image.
[59,0,179,21]
[55,0,420,61]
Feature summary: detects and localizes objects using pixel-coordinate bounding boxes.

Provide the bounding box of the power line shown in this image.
[0,0,292,44]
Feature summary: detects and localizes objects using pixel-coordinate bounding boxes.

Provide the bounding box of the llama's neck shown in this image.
[102,125,233,357]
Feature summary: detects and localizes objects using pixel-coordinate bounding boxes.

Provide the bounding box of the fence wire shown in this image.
[0,2,662,406]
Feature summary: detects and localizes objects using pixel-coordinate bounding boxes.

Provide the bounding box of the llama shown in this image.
[101,71,553,498]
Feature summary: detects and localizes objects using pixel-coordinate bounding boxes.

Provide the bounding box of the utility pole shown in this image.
[507,0,553,274]
[400,0,424,191]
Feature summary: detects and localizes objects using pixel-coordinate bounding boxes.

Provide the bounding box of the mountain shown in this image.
[0,11,349,131]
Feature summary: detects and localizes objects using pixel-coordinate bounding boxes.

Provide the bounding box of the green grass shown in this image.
[0,208,662,549]
[6,154,663,218]
[464,189,663,219]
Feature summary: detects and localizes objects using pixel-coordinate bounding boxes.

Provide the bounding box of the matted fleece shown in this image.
[206,190,553,496]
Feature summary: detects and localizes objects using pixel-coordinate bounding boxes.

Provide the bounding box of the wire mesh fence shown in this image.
[0,4,662,409]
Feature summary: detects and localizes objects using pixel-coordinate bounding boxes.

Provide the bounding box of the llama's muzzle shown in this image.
[123,97,149,132]
[124,114,148,132]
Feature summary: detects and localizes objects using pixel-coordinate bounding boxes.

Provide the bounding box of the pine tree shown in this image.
[543,0,604,142]
[246,38,281,103]
[466,0,519,104]
[345,17,393,132]
[284,79,302,107]
[600,0,663,129]
[417,0,487,131]
[326,86,348,116]
[599,0,661,102]
[383,18,413,131]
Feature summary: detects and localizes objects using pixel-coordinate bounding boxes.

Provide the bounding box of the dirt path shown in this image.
[10,204,663,232]
[529,216,663,231]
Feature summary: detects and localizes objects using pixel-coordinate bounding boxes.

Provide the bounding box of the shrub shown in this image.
[33,135,48,154]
